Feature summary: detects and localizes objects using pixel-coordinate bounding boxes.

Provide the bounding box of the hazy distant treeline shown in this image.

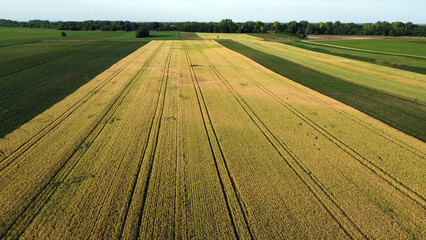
[1,19,425,37]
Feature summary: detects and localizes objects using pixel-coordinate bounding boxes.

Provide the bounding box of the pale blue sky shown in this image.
[1,0,425,23]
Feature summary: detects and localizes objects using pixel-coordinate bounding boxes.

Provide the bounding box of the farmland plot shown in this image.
[0,40,424,239]
[237,40,426,102]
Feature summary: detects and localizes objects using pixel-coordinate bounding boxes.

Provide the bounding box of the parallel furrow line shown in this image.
[0,42,163,240]
[200,45,365,239]
[119,42,173,239]
[217,45,426,209]
[242,42,425,159]
[186,42,253,240]
[0,42,153,172]
[136,42,174,239]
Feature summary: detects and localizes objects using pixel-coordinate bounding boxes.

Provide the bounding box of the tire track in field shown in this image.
[119,42,174,239]
[214,46,426,210]
[244,54,426,159]
[0,42,164,240]
[237,42,426,159]
[86,50,160,237]
[198,43,365,239]
[0,42,155,173]
[174,57,188,239]
[185,42,254,240]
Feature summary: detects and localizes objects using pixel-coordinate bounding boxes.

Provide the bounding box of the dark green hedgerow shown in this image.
[216,39,426,141]
[0,41,148,138]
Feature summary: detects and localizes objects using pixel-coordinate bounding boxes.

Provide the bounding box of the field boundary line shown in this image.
[0,42,163,240]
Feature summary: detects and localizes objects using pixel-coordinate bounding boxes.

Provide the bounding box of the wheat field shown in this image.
[0,40,424,239]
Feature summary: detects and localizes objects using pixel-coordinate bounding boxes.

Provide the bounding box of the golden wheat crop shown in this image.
[0,40,424,239]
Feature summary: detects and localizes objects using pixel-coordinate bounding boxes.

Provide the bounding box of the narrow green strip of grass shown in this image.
[0,41,149,138]
[284,41,426,74]
[217,40,426,141]
[0,40,39,47]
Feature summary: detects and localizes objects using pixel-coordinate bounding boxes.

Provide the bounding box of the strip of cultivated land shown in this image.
[0,27,180,41]
[284,41,426,74]
[196,32,262,40]
[233,40,426,102]
[315,39,426,57]
[218,40,426,141]
[0,40,148,138]
[180,32,202,40]
[0,40,425,239]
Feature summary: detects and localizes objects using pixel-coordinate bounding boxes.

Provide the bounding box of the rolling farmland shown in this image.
[0,40,425,239]
[0,28,180,42]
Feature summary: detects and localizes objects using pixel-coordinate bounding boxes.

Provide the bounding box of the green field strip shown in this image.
[0,28,180,41]
[0,41,148,138]
[0,40,39,47]
[312,39,426,58]
[0,42,103,78]
[217,40,426,141]
[284,41,426,75]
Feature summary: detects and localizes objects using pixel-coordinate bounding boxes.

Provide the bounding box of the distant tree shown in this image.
[0,19,425,37]
[61,31,66,37]
[135,27,149,38]
[152,22,160,30]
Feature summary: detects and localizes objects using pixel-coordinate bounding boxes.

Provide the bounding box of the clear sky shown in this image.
[1,0,425,23]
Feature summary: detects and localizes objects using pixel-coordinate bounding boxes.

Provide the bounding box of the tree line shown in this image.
[1,19,425,37]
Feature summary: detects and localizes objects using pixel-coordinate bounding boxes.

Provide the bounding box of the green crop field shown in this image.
[315,38,426,57]
[0,27,179,43]
[0,40,148,137]
[217,39,426,141]
[284,40,426,74]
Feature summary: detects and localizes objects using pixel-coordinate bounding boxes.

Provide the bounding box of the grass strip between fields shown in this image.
[283,41,426,75]
[309,40,426,59]
[217,40,426,141]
